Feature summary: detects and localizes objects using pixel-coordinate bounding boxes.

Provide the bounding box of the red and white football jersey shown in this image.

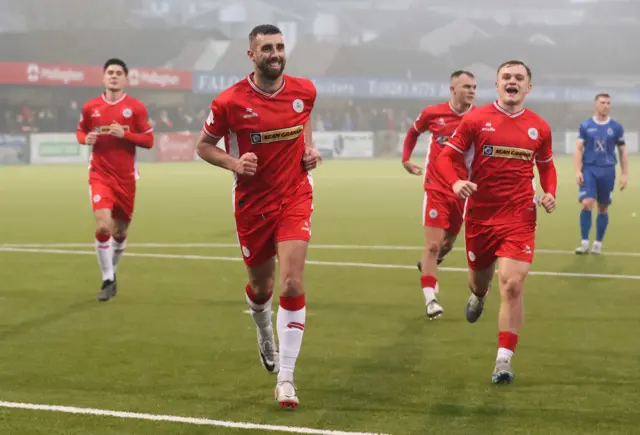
[203,73,316,214]
[77,94,152,183]
[413,102,474,195]
[446,101,553,224]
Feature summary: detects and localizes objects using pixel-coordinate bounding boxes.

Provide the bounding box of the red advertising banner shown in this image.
[0,62,192,90]
[156,132,197,162]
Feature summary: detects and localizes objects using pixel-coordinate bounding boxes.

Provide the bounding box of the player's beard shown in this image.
[258,57,286,81]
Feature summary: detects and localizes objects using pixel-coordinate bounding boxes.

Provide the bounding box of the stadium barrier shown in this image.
[2,130,637,166]
[0,134,30,165]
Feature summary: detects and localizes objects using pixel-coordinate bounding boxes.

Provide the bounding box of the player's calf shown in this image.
[94,209,116,301]
[465,264,494,323]
[492,258,529,384]
[419,226,449,319]
[246,259,278,374]
[576,198,595,254]
[275,240,308,405]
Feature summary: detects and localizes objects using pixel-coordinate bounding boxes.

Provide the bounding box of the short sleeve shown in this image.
[446,116,475,153]
[413,107,433,134]
[203,98,229,138]
[617,123,626,146]
[577,122,587,142]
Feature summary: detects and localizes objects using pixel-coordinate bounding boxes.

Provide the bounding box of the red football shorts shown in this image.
[89,180,136,223]
[235,192,313,267]
[422,188,465,236]
[465,221,536,270]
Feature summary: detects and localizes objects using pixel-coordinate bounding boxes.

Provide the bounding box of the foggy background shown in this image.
[1,0,639,161]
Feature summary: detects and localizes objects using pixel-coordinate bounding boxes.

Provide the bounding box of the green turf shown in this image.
[0,157,639,435]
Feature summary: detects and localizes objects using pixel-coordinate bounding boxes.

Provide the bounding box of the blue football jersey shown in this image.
[578,117,625,167]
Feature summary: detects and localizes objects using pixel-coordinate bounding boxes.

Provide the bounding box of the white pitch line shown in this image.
[1,247,639,280]
[0,401,390,435]
[2,242,640,258]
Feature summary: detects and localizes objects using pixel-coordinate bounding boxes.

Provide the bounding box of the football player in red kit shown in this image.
[195,24,321,408]
[436,60,557,384]
[401,70,476,319]
[76,58,154,302]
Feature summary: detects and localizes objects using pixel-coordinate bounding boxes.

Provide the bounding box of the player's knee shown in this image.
[597,204,608,214]
[425,241,440,258]
[498,272,525,300]
[113,229,127,240]
[440,237,455,257]
[281,275,303,297]
[581,198,595,211]
[95,221,112,235]
[250,277,275,298]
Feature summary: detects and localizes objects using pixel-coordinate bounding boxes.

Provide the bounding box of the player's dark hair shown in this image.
[249,24,282,42]
[450,70,474,80]
[595,93,611,101]
[497,60,532,80]
[103,58,128,76]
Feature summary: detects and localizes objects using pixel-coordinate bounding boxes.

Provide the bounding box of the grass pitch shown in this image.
[0,157,638,435]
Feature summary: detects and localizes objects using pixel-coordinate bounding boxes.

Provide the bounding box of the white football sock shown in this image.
[277,300,306,384]
[245,292,274,341]
[112,237,127,269]
[95,235,114,282]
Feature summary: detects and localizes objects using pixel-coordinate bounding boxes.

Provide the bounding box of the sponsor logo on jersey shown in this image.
[482,145,533,160]
[96,125,130,134]
[435,135,451,145]
[250,125,304,144]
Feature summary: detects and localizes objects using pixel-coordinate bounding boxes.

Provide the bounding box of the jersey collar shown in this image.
[493,101,525,118]
[448,102,473,116]
[592,116,611,125]
[247,73,286,98]
[102,93,127,105]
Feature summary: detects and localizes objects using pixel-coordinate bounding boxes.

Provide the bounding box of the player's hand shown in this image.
[109,122,126,138]
[620,174,628,191]
[576,171,584,186]
[234,152,258,176]
[452,180,477,199]
[402,160,423,176]
[539,193,556,213]
[302,148,322,171]
[85,132,98,145]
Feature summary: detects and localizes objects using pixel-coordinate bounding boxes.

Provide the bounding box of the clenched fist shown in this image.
[452,180,477,199]
[85,132,98,145]
[539,193,556,213]
[234,152,258,176]
[402,160,423,176]
[303,148,322,171]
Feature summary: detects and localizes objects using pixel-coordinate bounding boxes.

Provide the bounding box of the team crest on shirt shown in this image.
[292,99,304,113]
[122,108,133,118]
[607,127,613,135]
[528,128,538,140]
[250,125,304,144]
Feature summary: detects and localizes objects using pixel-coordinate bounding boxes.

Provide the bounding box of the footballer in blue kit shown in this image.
[574,93,629,254]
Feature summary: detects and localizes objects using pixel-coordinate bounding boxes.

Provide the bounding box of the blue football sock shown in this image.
[580,209,592,241]
[596,213,609,242]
